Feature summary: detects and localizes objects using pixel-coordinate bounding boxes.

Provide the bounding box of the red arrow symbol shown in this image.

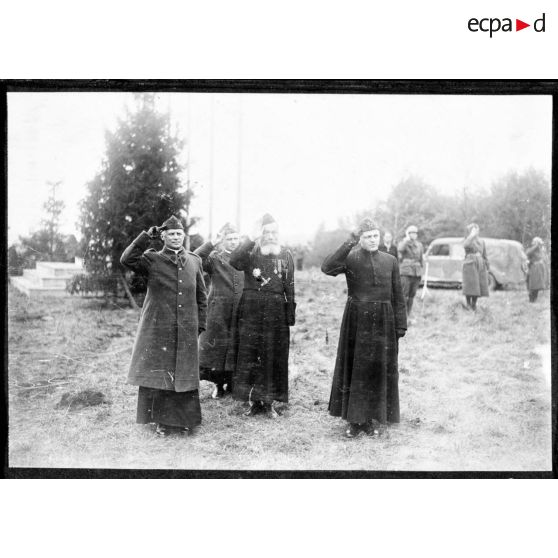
[516,19,530,31]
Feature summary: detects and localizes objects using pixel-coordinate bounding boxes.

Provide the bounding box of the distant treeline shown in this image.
[305,169,550,268]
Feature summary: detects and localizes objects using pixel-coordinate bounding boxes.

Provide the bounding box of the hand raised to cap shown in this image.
[349,228,361,243]
[147,226,160,239]
[212,230,224,246]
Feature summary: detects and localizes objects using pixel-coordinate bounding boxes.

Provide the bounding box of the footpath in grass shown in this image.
[7,270,552,471]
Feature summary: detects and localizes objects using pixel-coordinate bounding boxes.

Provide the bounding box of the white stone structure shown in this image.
[10,259,85,297]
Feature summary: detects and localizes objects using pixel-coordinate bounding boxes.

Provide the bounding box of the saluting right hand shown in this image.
[147,226,160,239]
[349,228,361,243]
[213,230,224,246]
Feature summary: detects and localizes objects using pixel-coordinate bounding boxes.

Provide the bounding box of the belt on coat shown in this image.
[348,296,390,303]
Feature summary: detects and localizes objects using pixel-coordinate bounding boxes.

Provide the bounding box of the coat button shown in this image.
[178,292,182,295]
[179,304,182,308]
[179,280,183,283]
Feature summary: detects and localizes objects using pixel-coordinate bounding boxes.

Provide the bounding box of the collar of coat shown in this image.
[160,246,188,266]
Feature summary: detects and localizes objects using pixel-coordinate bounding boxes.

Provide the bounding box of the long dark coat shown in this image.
[229,239,295,404]
[462,237,489,297]
[120,232,208,392]
[526,244,549,291]
[194,241,244,375]
[322,241,407,425]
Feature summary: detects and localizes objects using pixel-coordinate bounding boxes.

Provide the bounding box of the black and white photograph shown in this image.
[5,83,554,473]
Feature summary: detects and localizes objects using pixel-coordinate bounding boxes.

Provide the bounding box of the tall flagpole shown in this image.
[208,95,215,240]
[236,95,243,231]
[186,95,193,249]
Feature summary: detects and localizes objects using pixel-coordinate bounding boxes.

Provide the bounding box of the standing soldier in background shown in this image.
[120,215,207,437]
[525,236,549,303]
[397,225,424,319]
[462,223,490,311]
[194,222,244,398]
[379,230,398,258]
[322,218,407,438]
[230,213,296,418]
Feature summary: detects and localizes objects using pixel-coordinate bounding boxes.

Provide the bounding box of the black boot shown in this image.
[212,383,225,399]
[264,402,279,418]
[244,400,264,416]
[345,423,364,438]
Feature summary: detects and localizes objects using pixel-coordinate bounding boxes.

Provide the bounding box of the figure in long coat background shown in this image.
[462,223,490,311]
[322,218,407,438]
[195,222,244,398]
[525,236,549,303]
[120,216,208,437]
[230,213,296,418]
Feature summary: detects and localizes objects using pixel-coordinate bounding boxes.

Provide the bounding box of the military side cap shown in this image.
[261,213,276,227]
[160,215,184,230]
[219,222,238,235]
[359,217,380,233]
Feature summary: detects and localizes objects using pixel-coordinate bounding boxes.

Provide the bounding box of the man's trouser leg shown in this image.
[403,276,419,315]
[401,275,411,313]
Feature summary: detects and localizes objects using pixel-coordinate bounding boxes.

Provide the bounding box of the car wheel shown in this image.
[487,273,498,291]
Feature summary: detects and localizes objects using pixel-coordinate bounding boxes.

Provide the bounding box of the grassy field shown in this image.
[7,269,552,471]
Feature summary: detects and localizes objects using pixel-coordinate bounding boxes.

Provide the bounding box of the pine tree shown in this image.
[78,94,194,300]
[42,181,65,259]
[15,181,78,269]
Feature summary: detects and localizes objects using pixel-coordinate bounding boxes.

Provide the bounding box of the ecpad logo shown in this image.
[468,13,546,37]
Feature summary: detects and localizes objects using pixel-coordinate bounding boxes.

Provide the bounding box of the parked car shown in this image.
[423,237,527,290]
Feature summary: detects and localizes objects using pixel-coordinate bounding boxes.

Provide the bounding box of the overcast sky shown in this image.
[7,92,552,245]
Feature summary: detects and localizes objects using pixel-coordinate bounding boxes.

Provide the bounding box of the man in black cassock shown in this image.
[229,214,296,418]
[121,215,207,437]
[322,218,407,438]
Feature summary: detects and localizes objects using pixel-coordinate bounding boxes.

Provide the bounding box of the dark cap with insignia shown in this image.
[160,215,185,231]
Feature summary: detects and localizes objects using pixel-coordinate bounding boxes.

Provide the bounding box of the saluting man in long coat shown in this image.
[230,213,296,418]
[322,218,407,438]
[120,215,208,437]
[525,236,548,303]
[194,222,244,398]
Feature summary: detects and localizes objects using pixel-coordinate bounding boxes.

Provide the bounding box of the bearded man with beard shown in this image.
[229,214,296,417]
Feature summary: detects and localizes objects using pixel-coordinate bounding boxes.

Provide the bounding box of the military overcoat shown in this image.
[526,244,549,291]
[120,232,208,392]
[462,236,489,297]
[194,241,244,373]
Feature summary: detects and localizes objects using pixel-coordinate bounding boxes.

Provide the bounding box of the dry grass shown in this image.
[7,269,552,471]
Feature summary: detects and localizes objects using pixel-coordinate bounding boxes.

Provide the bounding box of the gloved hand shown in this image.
[396,329,406,339]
